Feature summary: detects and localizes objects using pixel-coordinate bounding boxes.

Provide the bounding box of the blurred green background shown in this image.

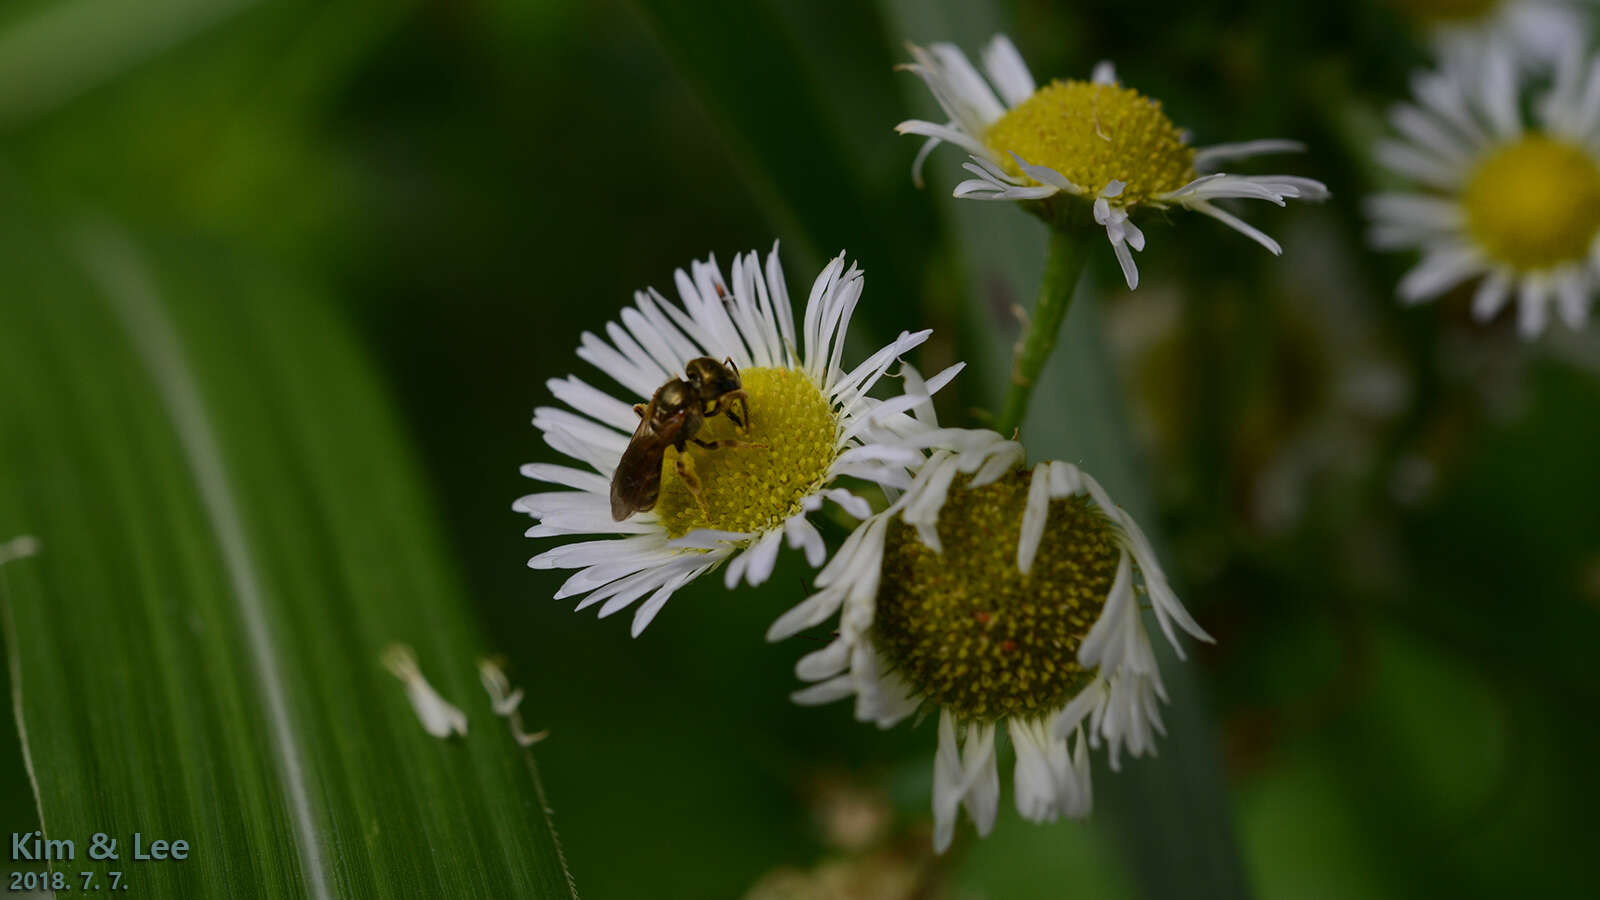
[4,0,1599,897]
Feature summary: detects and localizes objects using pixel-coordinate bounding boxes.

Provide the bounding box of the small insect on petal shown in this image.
[383,644,468,739]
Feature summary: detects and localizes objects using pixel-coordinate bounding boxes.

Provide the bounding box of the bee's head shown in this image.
[685,357,741,395]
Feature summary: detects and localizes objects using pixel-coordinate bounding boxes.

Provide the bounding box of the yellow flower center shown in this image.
[984,79,1197,206]
[1390,0,1502,24]
[1462,135,1600,272]
[872,470,1121,723]
[656,366,839,538]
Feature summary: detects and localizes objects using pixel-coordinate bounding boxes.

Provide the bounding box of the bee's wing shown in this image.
[610,419,666,521]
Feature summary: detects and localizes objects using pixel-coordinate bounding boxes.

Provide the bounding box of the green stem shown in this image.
[994,222,1095,436]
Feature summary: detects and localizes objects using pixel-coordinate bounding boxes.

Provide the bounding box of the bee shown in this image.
[609,357,759,521]
[683,356,751,430]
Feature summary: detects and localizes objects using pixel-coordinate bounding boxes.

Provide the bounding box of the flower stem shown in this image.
[995,222,1095,436]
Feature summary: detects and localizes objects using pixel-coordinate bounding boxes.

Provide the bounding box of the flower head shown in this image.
[897,35,1327,289]
[1367,50,1600,336]
[1391,0,1592,68]
[516,245,958,636]
[770,398,1211,850]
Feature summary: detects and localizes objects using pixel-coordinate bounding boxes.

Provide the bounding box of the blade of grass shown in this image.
[623,0,944,354]
[0,188,576,898]
[0,0,257,128]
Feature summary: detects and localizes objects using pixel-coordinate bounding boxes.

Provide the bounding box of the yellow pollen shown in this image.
[1390,0,1502,24]
[1463,135,1600,272]
[656,366,839,539]
[984,79,1197,206]
[872,470,1122,723]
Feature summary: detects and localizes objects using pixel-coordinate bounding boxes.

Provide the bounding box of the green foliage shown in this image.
[0,190,574,898]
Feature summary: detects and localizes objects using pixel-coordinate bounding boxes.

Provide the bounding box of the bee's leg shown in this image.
[633,403,647,419]
[675,457,710,517]
[691,437,768,451]
[720,390,751,433]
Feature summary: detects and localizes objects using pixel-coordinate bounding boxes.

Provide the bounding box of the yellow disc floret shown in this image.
[872,470,1122,723]
[1463,135,1600,272]
[656,366,838,538]
[984,79,1198,206]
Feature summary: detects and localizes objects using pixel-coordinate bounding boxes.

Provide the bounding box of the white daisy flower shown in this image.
[769,386,1211,851]
[1366,49,1600,337]
[515,244,960,637]
[896,34,1328,289]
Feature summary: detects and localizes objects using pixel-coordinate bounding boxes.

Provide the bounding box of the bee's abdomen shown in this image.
[610,443,662,521]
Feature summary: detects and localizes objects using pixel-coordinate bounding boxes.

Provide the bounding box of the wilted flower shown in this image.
[770,387,1211,850]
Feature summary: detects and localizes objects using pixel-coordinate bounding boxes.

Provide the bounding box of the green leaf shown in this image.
[0,192,576,898]
[0,0,256,127]
[624,0,945,354]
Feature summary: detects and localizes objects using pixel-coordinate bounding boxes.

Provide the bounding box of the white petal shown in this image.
[1365,193,1465,232]
[668,529,752,550]
[933,710,964,854]
[1554,269,1591,330]
[1193,139,1305,170]
[1375,139,1465,189]
[896,118,996,163]
[1517,277,1550,337]
[1479,49,1522,140]
[630,567,701,636]
[795,636,851,681]
[792,676,856,706]
[768,586,846,642]
[821,488,873,520]
[1016,462,1052,575]
[1107,228,1140,290]
[1011,153,1083,193]
[1008,717,1064,823]
[383,645,467,739]
[1054,679,1108,739]
[783,514,827,568]
[923,41,1007,126]
[1388,105,1472,166]
[741,528,784,587]
[518,462,611,494]
[722,547,751,589]
[910,133,942,188]
[982,34,1036,106]
[1183,199,1283,255]
[961,723,1000,838]
[1398,246,1485,303]
[1471,269,1514,321]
